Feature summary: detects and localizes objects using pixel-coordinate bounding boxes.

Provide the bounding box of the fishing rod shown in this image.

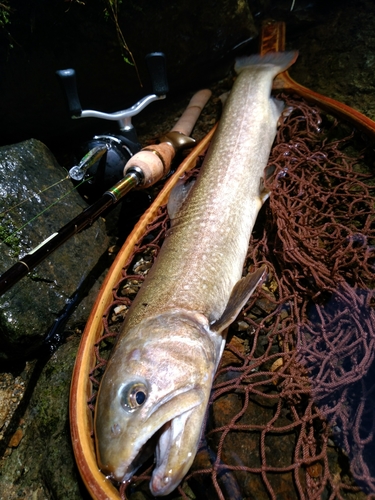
[0,88,211,296]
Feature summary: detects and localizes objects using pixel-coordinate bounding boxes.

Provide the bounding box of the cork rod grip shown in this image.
[171,89,212,136]
[123,143,175,187]
[123,89,211,186]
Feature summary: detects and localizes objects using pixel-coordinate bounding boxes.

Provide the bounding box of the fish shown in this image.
[94,50,298,496]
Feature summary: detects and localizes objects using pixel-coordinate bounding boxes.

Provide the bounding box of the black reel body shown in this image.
[74,134,138,202]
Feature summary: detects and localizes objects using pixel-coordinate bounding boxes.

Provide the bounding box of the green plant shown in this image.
[0,218,21,256]
[103,0,141,84]
[0,1,10,28]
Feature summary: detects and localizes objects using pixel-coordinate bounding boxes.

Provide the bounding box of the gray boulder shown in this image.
[0,139,109,359]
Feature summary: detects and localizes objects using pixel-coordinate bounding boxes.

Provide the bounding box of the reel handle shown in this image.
[56,53,168,130]
[56,68,82,118]
[145,52,169,96]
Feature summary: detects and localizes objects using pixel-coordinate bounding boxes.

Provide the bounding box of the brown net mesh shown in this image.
[89,93,375,499]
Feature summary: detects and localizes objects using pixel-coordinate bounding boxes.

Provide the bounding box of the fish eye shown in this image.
[120,382,148,411]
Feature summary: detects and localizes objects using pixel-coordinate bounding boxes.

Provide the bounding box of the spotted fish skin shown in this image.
[95,51,297,496]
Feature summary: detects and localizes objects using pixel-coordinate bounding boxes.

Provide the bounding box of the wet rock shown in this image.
[286,0,375,122]
[220,335,250,367]
[0,336,86,500]
[0,139,109,359]
[0,362,35,452]
[209,389,298,499]
[254,290,277,315]
[7,428,23,448]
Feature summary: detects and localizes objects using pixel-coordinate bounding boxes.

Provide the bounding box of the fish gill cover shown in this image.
[89,94,375,499]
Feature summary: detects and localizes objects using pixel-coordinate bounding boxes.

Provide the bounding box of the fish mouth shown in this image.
[118,430,159,483]
[96,382,208,496]
[150,407,197,496]
[107,395,203,496]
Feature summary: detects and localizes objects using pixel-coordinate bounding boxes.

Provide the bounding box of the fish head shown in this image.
[94,309,223,496]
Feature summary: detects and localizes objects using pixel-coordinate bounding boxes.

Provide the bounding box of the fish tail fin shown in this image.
[235,51,298,77]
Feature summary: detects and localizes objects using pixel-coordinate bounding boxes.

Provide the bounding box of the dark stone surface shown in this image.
[0,139,109,359]
[209,379,299,499]
[285,0,375,121]
[0,336,88,499]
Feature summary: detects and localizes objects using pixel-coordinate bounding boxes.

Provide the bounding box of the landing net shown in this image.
[89,93,375,499]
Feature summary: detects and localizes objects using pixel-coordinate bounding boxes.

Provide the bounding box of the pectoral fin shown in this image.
[259,177,270,204]
[211,266,267,333]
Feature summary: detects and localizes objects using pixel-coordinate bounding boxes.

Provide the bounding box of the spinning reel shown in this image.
[56,52,169,201]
